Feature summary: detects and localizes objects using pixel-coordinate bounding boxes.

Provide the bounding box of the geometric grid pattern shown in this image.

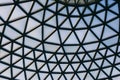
[0,0,120,80]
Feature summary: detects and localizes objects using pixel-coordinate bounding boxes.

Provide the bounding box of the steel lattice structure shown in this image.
[0,0,120,80]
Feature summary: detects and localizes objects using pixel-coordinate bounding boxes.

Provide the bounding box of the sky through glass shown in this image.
[0,0,120,80]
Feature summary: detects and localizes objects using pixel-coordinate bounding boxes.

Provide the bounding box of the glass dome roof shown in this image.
[0,0,120,80]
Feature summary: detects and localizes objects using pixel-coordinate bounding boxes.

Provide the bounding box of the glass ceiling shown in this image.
[0,0,120,80]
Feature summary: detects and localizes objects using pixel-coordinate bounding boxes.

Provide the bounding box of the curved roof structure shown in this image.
[0,0,120,80]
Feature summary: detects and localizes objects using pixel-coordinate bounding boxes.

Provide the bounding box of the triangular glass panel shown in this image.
[26,18,40,32]
[59,30,71,43]
[64,33,79,44]
[46,31,60,43]
[10,6,26,20]
[27,26,42,40]
[19,1,33,13]
[0,5,14,20]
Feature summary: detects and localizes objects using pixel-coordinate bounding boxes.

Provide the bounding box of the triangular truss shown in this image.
[0,0,120,80]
